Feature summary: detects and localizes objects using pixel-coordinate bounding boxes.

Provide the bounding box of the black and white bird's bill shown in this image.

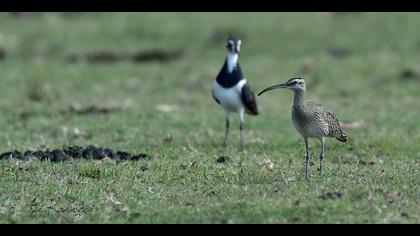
[258,78,303,96]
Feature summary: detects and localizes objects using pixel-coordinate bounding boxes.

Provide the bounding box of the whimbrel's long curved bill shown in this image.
[258,83,287,96]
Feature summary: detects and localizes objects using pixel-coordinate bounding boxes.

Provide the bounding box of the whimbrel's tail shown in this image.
[336,131,348,143]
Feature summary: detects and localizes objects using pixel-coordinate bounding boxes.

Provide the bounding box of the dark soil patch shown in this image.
[327,47,352,58]
[0,145,151,163]
[0,47,6,60]
[319,192,343,200]
[60,100,133,117]
[399,69,420,81]
[358,160,376,165]
[61,105,122,116]
[163,134,173,144]
[67,49,183,64]
[216,156,230,164]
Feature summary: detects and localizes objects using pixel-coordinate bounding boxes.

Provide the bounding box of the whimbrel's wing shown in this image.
[241,84,259,115]
[212,89,221,105]
[309,101,347,142]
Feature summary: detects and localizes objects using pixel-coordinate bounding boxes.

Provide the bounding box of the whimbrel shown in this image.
[212,35,259,150]
[258,78,347,180]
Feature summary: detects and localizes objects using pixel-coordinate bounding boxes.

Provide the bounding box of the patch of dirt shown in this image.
[335,155,376,166]
[293,200,301,206]
[67,49,183,64]
[18,101,132,125]
[25,78,57,103]
[0,145,151,163]
[0,47,6,60]
[291,217,302,223]
[133,49,183,63]
[399,69,420,81]
[274,187,285,194]
[60,100,132,116]
[384,191,405,204]
[327,47,352,59]
[216,156,230,164]
[163,134,173,144]
[0,150,22,161]
[18,111,36,123]
[358,160,376,165]
[62,105,120,116]
[319,192,343,200]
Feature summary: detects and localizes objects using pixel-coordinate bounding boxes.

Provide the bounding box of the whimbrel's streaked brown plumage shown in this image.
[258,78,347,180]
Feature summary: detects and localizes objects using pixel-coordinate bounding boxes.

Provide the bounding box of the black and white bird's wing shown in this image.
[212,89,221,105]
[241,84,259,115]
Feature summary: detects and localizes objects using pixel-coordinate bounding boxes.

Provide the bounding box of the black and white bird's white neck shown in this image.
[226,52,239,73]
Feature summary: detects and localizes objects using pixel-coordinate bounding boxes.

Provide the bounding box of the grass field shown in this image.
[0,12,419,223]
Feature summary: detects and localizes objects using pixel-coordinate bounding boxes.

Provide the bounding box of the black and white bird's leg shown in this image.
[304,137,310,180]
[319,137,325,176]
[239,110,245,150]
[223,110,230,147]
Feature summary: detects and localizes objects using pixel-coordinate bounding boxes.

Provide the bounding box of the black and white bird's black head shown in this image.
[258,78,306,96]
[226,35,242,54]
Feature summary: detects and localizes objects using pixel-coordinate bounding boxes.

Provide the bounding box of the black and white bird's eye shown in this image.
[226,41,235,50]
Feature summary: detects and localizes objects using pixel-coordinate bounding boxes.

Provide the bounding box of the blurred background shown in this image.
[0,12,418,157]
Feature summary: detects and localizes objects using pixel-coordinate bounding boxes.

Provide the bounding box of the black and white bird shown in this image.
[212,35,259,150]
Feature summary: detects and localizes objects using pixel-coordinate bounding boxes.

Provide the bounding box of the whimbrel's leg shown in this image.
[319,137,325,176]
[239,110,245,151]
[304,137,310,180]
[223,110,230,147]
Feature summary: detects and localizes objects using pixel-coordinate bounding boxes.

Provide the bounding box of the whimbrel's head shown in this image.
[258,78,306,96]
[226,34,241,54]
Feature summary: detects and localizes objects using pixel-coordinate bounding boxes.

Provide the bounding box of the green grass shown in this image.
[0,12,419,223]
